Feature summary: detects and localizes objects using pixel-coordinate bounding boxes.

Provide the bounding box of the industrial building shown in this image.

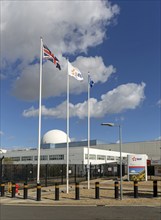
[0,129,160,166]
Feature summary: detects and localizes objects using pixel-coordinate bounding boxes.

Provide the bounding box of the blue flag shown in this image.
[88,75,94,88]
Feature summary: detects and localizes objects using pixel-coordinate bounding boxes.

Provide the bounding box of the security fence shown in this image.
[0,163,125,186]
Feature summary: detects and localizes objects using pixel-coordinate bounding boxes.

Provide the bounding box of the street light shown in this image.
[101,122,123,200]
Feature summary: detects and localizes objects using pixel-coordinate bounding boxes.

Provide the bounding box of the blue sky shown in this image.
[0,0,160,149]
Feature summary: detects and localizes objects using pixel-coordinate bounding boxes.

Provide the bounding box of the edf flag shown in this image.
[68,61,83,81]
[43,44,61,70]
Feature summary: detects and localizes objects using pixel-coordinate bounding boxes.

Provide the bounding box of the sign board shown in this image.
[128,154,147,181]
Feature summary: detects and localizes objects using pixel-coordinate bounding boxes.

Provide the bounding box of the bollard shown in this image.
[55,183,59,201]
[95,182,99,199]
[75,182,80,200]
[153,180,158,197]
[36,183,41,201]
[1,183,5,197]
[11,182,16,198]
[8,182,12,193]
[24,183,28,199]
[114,181,119,199]
[134,181,138,198]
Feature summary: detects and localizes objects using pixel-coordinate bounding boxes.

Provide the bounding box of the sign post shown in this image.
[128,154,148,181]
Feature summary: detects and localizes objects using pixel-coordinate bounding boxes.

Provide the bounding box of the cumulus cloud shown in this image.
[1,1,119,100]
[23,82,146,119]
[12,56,116,100]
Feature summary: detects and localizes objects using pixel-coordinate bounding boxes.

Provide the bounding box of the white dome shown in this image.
[42,129,71,144]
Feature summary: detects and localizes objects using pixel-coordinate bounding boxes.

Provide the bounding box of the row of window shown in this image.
[85,154,126,161]
[10,154,126,162]
[11,155,64,162]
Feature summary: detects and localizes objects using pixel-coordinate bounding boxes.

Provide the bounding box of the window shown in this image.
[21,156,33,161]
[49,155,64,160]
[107,156,115,160]
[85,154,96,160]
[34,155,48,161]
[11,157,20,161]
[97,155,106,160]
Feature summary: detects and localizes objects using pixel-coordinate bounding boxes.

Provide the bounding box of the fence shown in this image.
[0,163,124,186]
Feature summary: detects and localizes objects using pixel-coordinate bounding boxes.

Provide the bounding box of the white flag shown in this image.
[68,61,83,81]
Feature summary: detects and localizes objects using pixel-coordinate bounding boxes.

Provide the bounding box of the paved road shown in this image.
[1,205,161,220]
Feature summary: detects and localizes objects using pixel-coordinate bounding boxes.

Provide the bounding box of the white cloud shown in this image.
[157,99,161,107]
[23,82,146,119]
[12,56,116,100]
[1,1,119,100]
[1,1,119,64]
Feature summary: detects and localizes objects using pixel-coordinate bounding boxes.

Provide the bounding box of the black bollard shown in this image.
[134,181,138,198]
[37,183,41,201]
[95,182,99,199]
[11,182,16,198]
[114,181,119,199]
[1,183,5,197]
[24,183,28,199]
[153,180,158,197]
[75,182,80,200]
[55,183,59,201]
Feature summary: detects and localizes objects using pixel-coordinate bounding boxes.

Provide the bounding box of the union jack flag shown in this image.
[43,44,61,70]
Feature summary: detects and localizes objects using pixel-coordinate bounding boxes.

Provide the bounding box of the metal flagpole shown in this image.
[87,73,90,189]
[66,62,69,193]
[37,37,43,184]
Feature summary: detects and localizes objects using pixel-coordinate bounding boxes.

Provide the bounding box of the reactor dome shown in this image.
[41,129,71,144]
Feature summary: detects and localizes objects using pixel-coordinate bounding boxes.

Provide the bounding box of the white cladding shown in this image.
[2,147,133,165]
[92,140,161,160]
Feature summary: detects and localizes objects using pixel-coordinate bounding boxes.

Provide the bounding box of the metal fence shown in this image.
[0,163,123,187]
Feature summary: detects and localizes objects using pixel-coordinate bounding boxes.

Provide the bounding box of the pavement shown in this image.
[0,178,161,207]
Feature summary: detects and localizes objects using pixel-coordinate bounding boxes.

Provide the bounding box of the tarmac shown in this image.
[0,178,161,207]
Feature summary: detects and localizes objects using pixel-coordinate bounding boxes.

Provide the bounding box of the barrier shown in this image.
[8,182,12,193]
[134,181,138,198]
[36,183,41,201]
[11,183,16,198]
[55,183,59,201]
[153,180,158,197]
[75,182,80,200]
[24,183,28,199]
[95,182,99,199]
[114,181,119,199]
[0,183,5,197]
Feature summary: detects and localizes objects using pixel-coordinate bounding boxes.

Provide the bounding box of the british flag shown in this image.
[43,44,61,70]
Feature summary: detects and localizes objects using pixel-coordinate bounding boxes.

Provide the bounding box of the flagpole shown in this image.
[66,62,69,194]
[87,73,90,189]
[37,37,43,184]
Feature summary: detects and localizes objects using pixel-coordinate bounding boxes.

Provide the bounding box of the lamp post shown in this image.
[101,123,123,200]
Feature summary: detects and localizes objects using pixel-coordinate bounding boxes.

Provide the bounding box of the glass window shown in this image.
[85,154,96,160]
[21,156,33,161]
[49,155,64,160]
[97,155,106,160]
[11,157,20,161]
[107,156,115,160]
[34,155,48,161]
